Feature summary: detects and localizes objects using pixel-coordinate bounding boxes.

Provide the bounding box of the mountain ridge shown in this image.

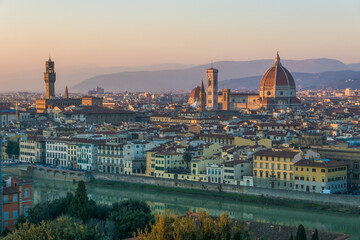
[71,58,360,92]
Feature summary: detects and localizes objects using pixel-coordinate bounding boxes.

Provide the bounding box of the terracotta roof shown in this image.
[253,150,299,158]
[294,159,347,168]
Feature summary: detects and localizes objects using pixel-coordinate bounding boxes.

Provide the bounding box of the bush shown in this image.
[28,192,73,224]
[110,200,154,239]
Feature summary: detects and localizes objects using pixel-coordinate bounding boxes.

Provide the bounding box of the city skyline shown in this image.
[1,0,360,92]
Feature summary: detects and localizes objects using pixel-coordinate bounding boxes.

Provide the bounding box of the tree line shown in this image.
[1,180,319,240]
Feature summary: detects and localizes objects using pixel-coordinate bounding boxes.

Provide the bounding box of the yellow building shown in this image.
[145,150,156,176]
[153,152,185,178]
[67,142,77,169]
[294,159,347,193]
[253,150,300,190]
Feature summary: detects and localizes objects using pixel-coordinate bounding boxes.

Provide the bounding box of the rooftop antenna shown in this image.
[211,60,213,69]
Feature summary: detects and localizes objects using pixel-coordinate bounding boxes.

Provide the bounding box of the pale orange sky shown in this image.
[0,0,360,90]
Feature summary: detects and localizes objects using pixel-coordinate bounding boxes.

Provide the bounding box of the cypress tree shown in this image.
[311,229,319,240]
[295,224,307,240]
[67,181,89,221]
[289,232,294,240]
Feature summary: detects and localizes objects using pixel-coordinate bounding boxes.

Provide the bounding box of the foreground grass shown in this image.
[89,179,360,215]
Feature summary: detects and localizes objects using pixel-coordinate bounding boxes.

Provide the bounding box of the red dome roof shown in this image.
[260,53,295,89]
[188,86,200,105]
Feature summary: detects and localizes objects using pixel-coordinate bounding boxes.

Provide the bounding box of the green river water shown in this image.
[32,179,360,239]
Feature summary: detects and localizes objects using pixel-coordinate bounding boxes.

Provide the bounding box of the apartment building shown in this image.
[294,159,347,193]
[253,150,301,190]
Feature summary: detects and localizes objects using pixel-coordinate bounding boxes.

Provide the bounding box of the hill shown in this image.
[220,71,360,91]
[71,59,360,92]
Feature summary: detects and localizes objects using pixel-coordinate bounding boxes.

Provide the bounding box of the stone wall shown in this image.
[28,166,89,182]
[13,166,360,208]
[92,172,360,208]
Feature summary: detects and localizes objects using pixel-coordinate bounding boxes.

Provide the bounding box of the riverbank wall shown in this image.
[3,165,89,182]
[92,172,360,208]
[5,166,360,209]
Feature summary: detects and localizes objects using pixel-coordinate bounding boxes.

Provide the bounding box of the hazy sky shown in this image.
[1,0,360,78]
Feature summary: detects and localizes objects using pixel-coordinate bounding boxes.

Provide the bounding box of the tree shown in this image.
[295,224,307,240]
[67,181,89,222]
[311,229,319,240]
[289,232,294,240]
[183,151,192,169]
[6,140,19,157]
[15,215,27,229]
[6,216,100,240]
[232,223,251,240]
[136,210,250,240]
[28,193,73,224]
[110,200,154,239]
[214,213,231,240]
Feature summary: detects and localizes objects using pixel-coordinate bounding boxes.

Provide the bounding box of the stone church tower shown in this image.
[44,57,56,99]
[206,65,218,110]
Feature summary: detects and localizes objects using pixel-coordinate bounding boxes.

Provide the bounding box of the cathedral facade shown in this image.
[189,53,301,111]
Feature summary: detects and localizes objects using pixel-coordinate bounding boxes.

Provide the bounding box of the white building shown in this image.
[97,143,125,174]
[222,160,252,185]
[46,139,68,167]
[123,141,157,175]
[76,139,103,171]
[19,136,45,164]
[206,164,222,183]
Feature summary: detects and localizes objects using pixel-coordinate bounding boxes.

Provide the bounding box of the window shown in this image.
[13,194,18,202]
[13,210,18,219]
[4,212,8,220]
[354,161,359,169]
[24,188,30,198]
[24,205,30,216]
[4,195,8,203]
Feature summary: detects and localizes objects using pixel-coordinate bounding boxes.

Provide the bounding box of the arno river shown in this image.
[32,178,360,239]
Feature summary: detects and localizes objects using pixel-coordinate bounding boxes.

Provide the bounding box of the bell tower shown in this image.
[206,64,218,110]
[44,57,56,99]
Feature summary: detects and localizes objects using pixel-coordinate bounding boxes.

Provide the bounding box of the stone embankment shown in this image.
[4,165,360,209]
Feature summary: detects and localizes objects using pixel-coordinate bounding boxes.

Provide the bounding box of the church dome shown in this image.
[260,53,295,89]
[259,52,296,99]
[188,86,200,105]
